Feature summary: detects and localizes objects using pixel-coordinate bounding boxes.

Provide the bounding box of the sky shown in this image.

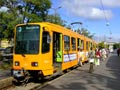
[0,0,120,43]
[50,0,120,43]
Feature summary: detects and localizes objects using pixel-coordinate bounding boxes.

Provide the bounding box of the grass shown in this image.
[0,61,12,70]
[0,52,12,70]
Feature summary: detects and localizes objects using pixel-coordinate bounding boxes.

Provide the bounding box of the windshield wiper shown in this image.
[21,53,25,57]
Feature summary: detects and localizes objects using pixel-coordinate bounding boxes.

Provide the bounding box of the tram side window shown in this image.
[71,37,76,51]
[64,35,70,51]
[90,42,95,48]
[90,42,92,49]
[81,40,84,50]
[42,31,50,53]
[93,43,95,49]
[77,38,81,51]
[86,41,89,50]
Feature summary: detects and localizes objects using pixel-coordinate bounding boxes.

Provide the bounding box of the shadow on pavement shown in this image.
[40,54,120,90]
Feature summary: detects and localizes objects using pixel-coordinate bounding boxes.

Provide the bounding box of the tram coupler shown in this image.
[12,68,29,83]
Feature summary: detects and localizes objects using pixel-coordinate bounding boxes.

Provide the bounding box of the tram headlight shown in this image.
[15,61,20,66]
[31,62,38,67]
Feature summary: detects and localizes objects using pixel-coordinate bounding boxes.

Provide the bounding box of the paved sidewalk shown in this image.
[0,69,11,80]
[39,53,120,90]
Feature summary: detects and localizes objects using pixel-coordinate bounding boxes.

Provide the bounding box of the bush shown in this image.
[0,61,12,70]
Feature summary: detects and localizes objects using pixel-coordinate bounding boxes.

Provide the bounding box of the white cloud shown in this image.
[86,8,113,20]
[103,0,120,7]
[61,0,119,20]
[0,6,9,12]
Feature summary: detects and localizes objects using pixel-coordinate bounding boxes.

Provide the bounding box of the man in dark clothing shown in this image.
[117,48,120,56]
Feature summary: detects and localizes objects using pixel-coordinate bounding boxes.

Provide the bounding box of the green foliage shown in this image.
[0,0,5,7]
[98,42,105,49]
[113,43,120,49]
[0,0,52,40]
[76,28,95,39]
[65,25,72,29]
[22,0,51,22]
[0,61,12,70]
[46,14,66,26]
[105,44,109,49]
[0,0,94,41]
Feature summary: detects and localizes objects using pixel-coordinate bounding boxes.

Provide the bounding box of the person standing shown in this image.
[95,48,101,66]
[117,48,120,56]
[88,47,95,73]
[101,48,107,61]
[78,47,83,67]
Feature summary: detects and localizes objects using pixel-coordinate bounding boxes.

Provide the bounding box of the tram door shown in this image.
[53,32,62,72]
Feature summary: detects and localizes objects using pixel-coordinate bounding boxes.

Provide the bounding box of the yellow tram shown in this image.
[12,22,96,82]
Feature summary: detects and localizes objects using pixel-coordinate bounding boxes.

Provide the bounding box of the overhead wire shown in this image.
[100,0,108,23]
[99,0,112,38]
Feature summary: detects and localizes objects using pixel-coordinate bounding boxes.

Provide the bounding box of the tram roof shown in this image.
[40,22,85,39]
[16,22,96,41]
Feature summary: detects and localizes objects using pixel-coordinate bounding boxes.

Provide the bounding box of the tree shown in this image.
[98,42,105,49]
[46,14,66,26]
[113,43,120,49]
[0,0,52,41]
[76,28,95,39]
[19,0,51,22]
[65,24,72,29]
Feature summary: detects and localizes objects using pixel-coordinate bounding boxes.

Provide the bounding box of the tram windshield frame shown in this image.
[15,25,40,54]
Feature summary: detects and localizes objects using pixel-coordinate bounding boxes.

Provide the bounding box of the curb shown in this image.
[0,77,13,89]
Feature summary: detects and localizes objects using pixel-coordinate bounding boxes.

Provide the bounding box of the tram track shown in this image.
[1,66,79,90]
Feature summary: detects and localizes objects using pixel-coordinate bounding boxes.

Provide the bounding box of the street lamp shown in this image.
[51,6,62,23]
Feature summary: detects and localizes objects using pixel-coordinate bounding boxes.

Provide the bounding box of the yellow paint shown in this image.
[13,22,97,77]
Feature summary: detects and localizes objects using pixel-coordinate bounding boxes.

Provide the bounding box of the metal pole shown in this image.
[51,6,61,23]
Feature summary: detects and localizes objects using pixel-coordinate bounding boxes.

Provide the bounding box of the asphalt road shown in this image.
[37,53,120,90]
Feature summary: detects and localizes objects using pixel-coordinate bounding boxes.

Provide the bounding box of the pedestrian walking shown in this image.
[78,46,83,67]
[117,48,120,56]
[101,48,107,61]
[95,48,101,66]
[105,48,109,57]
[88,47,95,73]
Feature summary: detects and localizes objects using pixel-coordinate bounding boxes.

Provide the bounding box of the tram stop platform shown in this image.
[39,53,120,90]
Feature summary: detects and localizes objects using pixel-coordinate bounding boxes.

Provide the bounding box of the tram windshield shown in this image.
[15,25,40,54]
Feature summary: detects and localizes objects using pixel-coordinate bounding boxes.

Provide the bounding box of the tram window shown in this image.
[64,35,70,51]
[92,43,93,48]
[90,42,93,49]
[71,37,76,51]
[42,31,50,53]
[93,44,95,49]
[86,41,89,50]
[81,40,84,50]
[77,38,81,51]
